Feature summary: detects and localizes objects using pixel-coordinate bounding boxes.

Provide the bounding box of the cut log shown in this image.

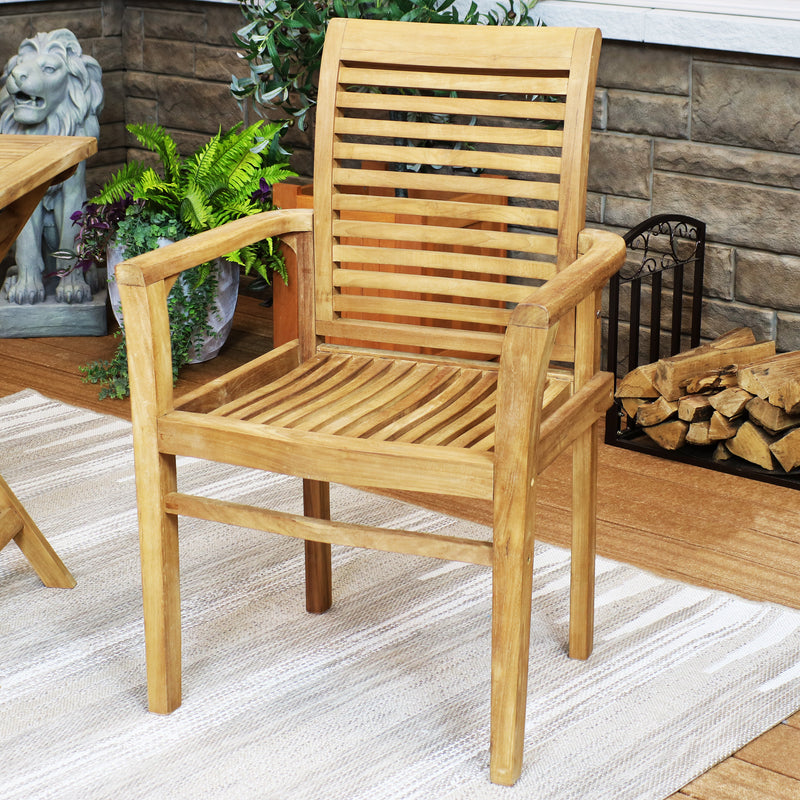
[615,362,658,398]
[725,421,777,470]
[636,396,679,427]
[643,419,688,450]
[782,380,800,416]
[678,394,714,423]
[713,442,732,463]
[737,351,800,405]
[709,410,742,441]
[708,387,753,418]
[705,327,758,350]
[686,420,713,446]
[770,428,800,472]
[654,340,776,401]
[746,396,800,434]
[684,369,739,394]
[621,397,648,419]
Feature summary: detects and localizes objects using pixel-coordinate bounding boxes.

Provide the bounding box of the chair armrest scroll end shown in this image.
[511,228,626,330]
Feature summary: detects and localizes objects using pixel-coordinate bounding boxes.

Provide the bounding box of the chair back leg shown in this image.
[569,425,598,660]
[303,479,333,613]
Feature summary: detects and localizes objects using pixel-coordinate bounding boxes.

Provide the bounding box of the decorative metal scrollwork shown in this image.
[621,216,703,283]
[604,213,707,442]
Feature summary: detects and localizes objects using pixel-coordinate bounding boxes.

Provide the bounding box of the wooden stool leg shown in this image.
[0,475,75,588]
[303,479,332,613]
[490,508,535,786]
[569,424,597,660]
[137,452,182,714]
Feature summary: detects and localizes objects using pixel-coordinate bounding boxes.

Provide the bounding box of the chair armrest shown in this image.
[509,228,626,329]
[114,208,313,288]
[115,207,313,417]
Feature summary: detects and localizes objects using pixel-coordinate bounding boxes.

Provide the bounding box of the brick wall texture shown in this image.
[1,2,797,351]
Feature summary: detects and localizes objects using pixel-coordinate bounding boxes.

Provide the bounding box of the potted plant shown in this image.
[71,120,295,399]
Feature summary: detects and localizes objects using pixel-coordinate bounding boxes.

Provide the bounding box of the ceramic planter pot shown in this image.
[106,239,240,364]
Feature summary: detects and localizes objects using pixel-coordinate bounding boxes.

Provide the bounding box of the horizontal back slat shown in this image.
[337,21,578,66]
[333,245,555,282]
[332,295,513,327]
[333,168,561,202]
[332,219,558,257]
[333,269,535,304]
[317,319,505,356]
[339,66,570,96]
[332,194,559,231]
[334,116,565,148]
[340,48,574,72]
[334,142,561,175]
[336,91,567,121]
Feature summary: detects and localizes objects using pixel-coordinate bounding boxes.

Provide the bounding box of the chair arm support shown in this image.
[510,228,626,329]
[536,371,614,474]
[114,208,314,288]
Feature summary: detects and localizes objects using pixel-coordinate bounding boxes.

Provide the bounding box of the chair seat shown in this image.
[199,352,572,453]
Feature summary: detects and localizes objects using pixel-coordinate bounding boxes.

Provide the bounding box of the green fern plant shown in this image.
[75,120,295,400]
[94,121,295,281]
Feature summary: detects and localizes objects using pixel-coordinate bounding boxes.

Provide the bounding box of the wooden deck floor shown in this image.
[1,291,799,798]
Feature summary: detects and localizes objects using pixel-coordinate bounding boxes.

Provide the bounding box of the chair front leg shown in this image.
[303,479,332,613]
[490,498,536,786]
[138,451,182,713]
[569,422,598,660]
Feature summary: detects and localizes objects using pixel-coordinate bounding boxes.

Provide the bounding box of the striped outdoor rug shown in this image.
[1,389,799,800]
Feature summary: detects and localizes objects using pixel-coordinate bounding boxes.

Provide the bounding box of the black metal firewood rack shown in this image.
[603,213,800,490]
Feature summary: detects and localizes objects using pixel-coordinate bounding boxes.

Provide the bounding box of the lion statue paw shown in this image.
[3,267,46,305]
[55,269,93,304]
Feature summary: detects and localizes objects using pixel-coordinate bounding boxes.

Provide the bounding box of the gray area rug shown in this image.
[1,389,799,800]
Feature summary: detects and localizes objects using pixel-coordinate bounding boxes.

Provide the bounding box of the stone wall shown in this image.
[121,0,252,169]
[0,0,127,192]
[0,0,260,194]
[591,40,800,355]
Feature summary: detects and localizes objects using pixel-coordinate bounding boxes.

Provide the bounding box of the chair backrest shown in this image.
[311,19,601,365]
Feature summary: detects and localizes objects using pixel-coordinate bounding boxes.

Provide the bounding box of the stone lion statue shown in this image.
[0,29,104,304]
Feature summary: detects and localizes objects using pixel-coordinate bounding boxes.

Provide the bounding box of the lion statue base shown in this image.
[0,28,104,316]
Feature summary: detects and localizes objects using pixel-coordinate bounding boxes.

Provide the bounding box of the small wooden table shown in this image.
[0,134,97,587]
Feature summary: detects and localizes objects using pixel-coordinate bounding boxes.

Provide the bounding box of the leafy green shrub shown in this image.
[231,0,539,130]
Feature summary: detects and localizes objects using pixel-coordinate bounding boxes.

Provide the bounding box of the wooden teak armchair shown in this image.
[117,20,625,785]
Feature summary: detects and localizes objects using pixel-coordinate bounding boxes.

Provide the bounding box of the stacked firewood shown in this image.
[615,327,800,473]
